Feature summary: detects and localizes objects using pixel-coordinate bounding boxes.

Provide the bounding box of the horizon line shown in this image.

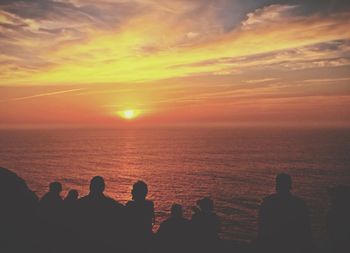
[1,121,350,130]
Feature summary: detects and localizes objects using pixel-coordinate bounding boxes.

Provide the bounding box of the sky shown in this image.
[1,0,350,127]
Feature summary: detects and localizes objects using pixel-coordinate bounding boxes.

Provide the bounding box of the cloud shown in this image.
[303,77,350,83]
[174,39,350,75]
[0,1,350,85]
[245,78,279,84]
[0,87,86,102]
[241,4,297,29]
[186,31,200,39]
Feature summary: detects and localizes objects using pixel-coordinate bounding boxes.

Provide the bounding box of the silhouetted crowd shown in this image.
[0,167,349,253]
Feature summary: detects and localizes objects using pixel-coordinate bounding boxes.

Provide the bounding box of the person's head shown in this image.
[197,197,214,212]
[171,204,183,218]
[90,176,105,195]
[276,173,292,194]
[131,180,148,201]
[66,189,78,201]
[49,182,62,195]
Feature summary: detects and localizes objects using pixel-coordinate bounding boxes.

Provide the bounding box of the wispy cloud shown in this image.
[241,4,297,29]
[0,88,86,102]
[303,77,350,83]
[245,78,279,84]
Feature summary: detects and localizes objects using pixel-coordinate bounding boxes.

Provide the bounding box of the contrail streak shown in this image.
[1,88,87,102]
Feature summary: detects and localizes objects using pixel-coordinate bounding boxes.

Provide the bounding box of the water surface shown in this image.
[0,126,349,243]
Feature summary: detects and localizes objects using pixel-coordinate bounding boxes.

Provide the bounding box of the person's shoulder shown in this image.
[180,217,190,224]
[291,194,305,202]
[212,212,220,220]
[205,212,219,222]
[104,195,115,202]
[78,194,88,201]
[126,200,134,207]
[259,194,280,210]
[27,190,39,203]
[290,195,308,208]
[262,193,278,203]
[104,195,124,207]
[39,192,51,202]
[145,199,154,207]
[161,217,172,226]
[40,192,49,200]
[112,199,125,209]
[191,212,201,220]
[77,195,90,205]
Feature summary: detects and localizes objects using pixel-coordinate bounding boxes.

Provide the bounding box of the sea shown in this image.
[0,126,349,244]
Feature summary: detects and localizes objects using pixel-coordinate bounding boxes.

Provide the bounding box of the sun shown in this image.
[118,109,140,120]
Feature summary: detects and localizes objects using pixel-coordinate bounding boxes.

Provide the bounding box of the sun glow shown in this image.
[118,109,140,120]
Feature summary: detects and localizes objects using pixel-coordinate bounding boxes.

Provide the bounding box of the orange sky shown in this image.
[1,0,350,127]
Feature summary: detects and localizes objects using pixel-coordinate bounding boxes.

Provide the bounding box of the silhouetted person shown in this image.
[157,204,190,252]
[0,167,40,252]
[191,197,220,251]
[65,189,78,203]
[258,173,311,253]
[61,189,79,252]
[40,181,63,208]
[39,181,63,223]
[39,182,64,252]
[126,180,155,251]
[77,176,125,252]
[327,185,350,253]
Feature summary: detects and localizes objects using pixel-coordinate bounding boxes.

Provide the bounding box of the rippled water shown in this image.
[0,126,349,243]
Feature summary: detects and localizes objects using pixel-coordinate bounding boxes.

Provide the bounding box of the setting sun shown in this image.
[118,109,140,120]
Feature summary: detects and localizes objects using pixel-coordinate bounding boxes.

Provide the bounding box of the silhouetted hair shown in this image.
[171,204,183,218]
[276,173,292,194]
[90,176,105,194]
[132,180,148,201]
[197,197,214,212]
[49,181,62,194]
[65,189,78,201]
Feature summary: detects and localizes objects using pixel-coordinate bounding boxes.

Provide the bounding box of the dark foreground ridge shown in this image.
[0,167,349,253]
